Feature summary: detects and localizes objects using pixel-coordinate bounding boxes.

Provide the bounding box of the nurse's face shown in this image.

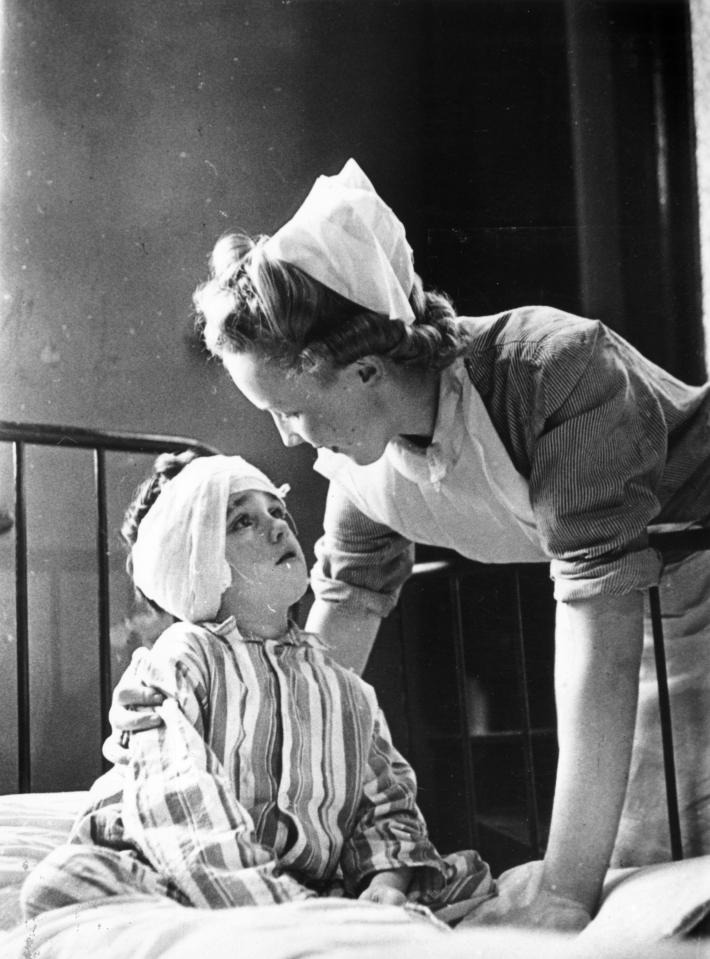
[223,351,394,466]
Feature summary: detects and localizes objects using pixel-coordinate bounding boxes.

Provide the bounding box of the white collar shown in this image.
[207,617,326,651]
[385,358,466,486]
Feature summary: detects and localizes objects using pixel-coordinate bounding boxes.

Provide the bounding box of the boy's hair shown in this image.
[121,449,204,612]
[193,232,471,382]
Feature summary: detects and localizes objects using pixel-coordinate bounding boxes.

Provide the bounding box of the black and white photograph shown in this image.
[1,1,709,955]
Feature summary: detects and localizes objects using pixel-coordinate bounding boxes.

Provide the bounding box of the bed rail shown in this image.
[0,420,219,793]
[404,526,710,866]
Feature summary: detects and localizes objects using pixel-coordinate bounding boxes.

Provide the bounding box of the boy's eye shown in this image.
[228,513,253,532]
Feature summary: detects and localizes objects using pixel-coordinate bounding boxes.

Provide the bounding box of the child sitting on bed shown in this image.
[21,452,494,920]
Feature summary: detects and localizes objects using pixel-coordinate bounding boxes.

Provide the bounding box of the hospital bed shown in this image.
[0,420,708,959]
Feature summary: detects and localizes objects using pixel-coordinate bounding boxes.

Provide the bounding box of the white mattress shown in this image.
[0,791,707,959]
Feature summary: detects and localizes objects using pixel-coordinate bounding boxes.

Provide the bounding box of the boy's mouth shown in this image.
[276,549,297,565]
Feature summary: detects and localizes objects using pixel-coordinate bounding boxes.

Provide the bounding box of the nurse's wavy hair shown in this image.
[193,232,471,381]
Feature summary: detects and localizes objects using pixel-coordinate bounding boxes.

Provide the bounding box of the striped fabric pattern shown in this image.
[312,306,710,610]
[21,843,187,917]
[24,620,492,916]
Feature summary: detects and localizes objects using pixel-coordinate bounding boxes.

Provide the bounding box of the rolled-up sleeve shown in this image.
[527,321,666,601]
[311,481,414,617]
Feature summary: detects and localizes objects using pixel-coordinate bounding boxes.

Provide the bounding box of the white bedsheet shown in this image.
[0,791,707,959]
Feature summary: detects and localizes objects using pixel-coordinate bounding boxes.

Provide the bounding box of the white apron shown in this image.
[314,359,548,565]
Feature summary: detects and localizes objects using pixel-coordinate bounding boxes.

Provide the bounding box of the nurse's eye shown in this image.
[269,505,286,520]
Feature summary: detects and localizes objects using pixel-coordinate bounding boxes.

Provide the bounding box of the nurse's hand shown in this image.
[102,649,165,765]
[499,891,589,932]
[462,861,591,933]
[470,887,590,933]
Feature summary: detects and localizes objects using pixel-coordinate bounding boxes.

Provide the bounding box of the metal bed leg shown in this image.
[449,573,480,850]
[13,441,31,793]
[647,584,683,861]
[94,448,113,761]
[512,570,543,858]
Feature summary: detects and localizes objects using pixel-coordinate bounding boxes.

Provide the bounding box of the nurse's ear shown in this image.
[354,355,386,386]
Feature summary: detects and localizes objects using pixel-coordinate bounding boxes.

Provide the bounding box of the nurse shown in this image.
[113,159,710,932]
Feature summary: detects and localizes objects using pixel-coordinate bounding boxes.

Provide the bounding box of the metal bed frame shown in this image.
[0,420,219,794]
[2,420,704,864]
[405,524,710,865]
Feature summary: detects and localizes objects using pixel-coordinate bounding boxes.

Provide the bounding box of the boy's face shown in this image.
[223,489,308,616]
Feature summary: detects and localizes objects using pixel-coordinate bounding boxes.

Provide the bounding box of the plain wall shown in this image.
[0,0,429,547]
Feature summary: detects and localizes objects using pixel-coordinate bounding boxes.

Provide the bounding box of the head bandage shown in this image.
[263,158,415,324]
[131,455,289,623]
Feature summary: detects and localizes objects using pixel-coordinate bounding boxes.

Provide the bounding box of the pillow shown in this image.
[583,857,710,947]
[470,857,710,946]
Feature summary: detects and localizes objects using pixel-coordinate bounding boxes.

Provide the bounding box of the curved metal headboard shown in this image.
[0,420,220,792]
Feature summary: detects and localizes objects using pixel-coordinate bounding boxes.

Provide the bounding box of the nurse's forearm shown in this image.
[305,599,382,674]
[543,592,644,915]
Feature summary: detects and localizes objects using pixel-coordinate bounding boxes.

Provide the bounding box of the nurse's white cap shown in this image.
[263,158,415,325]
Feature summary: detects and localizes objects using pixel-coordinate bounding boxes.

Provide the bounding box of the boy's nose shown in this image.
[268,517,287,542]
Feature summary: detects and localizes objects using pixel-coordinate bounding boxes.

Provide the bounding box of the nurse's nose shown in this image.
[273,416,305,448]
[283,431,305,448]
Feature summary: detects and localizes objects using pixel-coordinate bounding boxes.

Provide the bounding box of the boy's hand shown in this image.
[359,884,407,906]
[358,868,411,906]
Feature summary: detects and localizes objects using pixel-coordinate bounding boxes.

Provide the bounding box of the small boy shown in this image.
[21,454,494,920]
